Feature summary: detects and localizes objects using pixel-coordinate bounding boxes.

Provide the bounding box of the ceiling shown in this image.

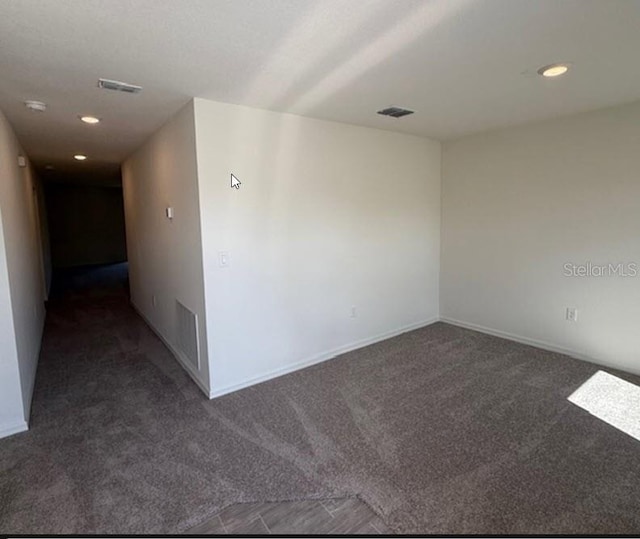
[1,0,640,182]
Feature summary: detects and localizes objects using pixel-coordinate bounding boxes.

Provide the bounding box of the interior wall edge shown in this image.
[122,100,210,395]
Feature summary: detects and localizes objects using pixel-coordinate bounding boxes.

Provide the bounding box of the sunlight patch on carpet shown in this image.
[568,370,640,442]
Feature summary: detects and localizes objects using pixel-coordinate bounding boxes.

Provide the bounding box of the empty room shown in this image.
[1,0,639,535]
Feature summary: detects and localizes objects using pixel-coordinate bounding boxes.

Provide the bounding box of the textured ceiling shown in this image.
[1,0,640,181]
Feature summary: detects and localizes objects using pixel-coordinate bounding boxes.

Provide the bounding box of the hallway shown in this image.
[0,264,329,533]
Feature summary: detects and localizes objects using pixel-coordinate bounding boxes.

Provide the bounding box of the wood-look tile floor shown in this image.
[186,497,392,535]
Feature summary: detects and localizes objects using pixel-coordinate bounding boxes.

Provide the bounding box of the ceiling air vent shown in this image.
[97,78,142,94]
[377,106,414,118]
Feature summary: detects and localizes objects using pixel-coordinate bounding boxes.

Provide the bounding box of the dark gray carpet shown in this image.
[1,263,640,534]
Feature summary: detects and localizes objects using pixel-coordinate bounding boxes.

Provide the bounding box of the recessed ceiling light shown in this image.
[538,63,570,78]
[79,115,100,124]
[74,154,87,161]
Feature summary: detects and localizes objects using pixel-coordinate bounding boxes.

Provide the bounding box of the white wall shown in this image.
[0,214,25,438]
[0,109,47,438]
[441,101,640,375]
[122,101,210,393]
[193,98,441,396]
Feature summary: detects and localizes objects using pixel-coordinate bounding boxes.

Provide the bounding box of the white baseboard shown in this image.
[0,420,28,440]
[439,316,640,377]
[130,301,211,397]
[209,316,440,399]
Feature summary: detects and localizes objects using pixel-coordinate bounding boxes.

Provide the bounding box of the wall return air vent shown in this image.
[97,78,142,94]
[176,300,200,370]
[377,106,415,118]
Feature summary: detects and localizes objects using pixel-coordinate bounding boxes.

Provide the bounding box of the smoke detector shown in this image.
[97,78,142,94]
[24,100,47,112]
[377,106,414,118]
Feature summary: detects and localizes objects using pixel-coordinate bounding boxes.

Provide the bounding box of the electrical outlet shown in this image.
[350,306,357,318]
[566,307,578,322]
[219,251,230,267]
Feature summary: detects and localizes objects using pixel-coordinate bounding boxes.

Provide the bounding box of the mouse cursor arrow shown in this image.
[231,173,241,190]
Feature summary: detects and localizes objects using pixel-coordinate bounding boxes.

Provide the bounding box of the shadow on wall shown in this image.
[45,182,127,269]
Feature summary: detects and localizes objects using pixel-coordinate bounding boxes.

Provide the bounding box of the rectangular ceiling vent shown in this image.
[176,300,200,370]
[97,78,142,94]
[377,106,415,118]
